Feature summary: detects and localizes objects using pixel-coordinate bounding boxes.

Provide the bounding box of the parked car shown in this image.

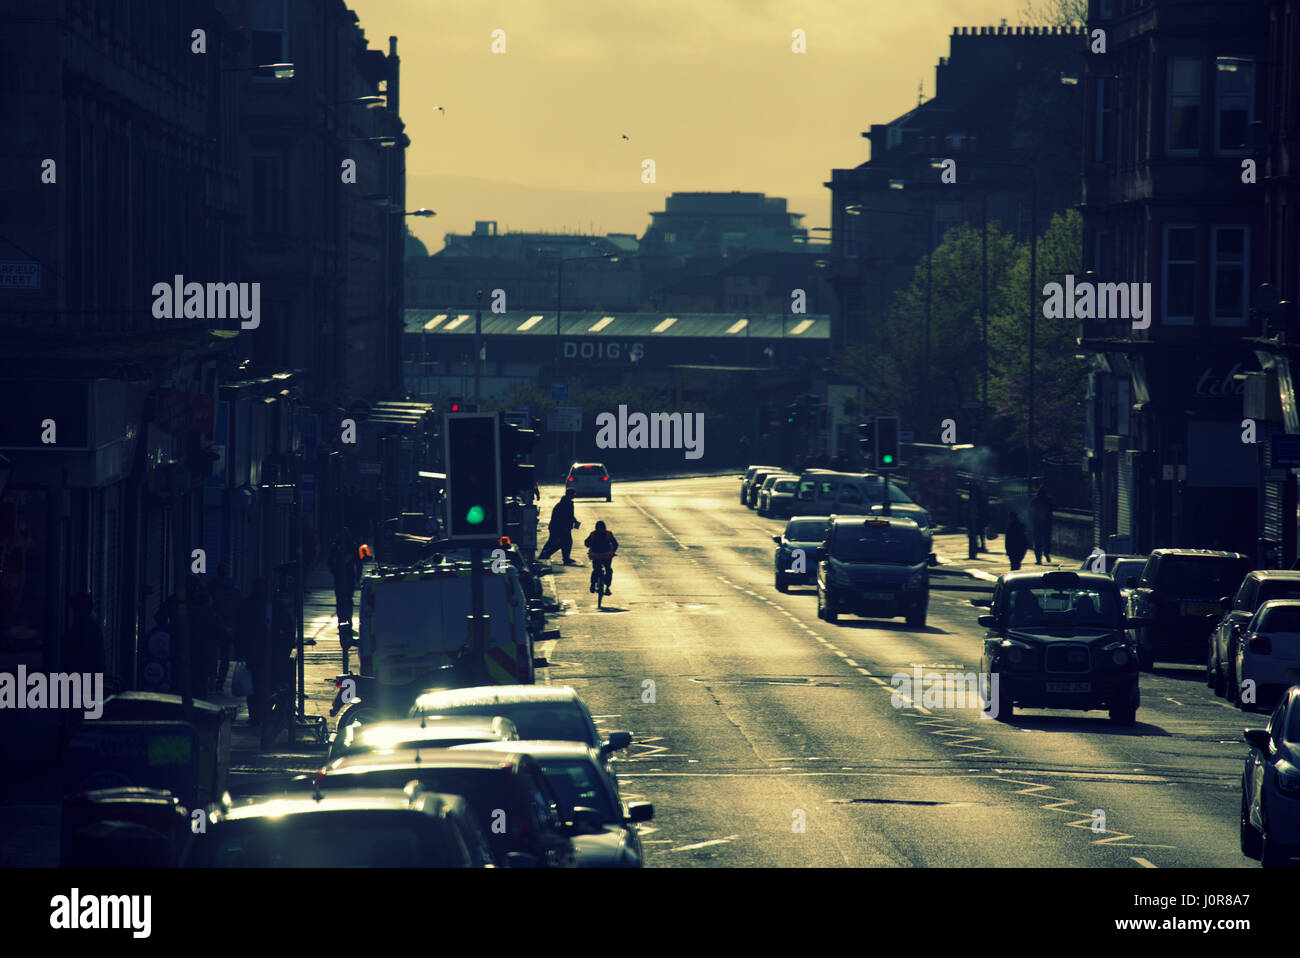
[1241,685,1300,867]
[182,788,497,867]
[756,473,795,516]
[815,516,932,627]
[1234,601,1300,711]
[1126,549,1253,669]
[977,569,1142,724]
[1209,571,1300,699]
[566,462,612,501]
[773,516,831,593]
[745,469,781,509]
[793,472,931,531]
[762,476,801,519]
[740,465,782,505]
[315,748,578,867]
[1078,553,1146,578]
[408,685,632,760]
[328,714,519,763]
[456,740,654,867]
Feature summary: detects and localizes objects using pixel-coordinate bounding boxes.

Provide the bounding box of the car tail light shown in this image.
[602,476,609,481]
[567,476,574,482]
[1247,633,1272,655]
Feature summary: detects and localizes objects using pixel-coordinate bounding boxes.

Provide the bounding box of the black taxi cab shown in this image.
[975,569,1143,724]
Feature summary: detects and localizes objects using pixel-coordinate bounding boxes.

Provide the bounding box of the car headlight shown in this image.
[1103,639,1134,667]
[1007,647,1025,666]
[1000,638,1032,666]
[1277,763,1300,797]
[906,570,925,590]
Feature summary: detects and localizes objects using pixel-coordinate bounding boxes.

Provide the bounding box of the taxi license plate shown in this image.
[1046,682,1091,693]
[861,592,894,601]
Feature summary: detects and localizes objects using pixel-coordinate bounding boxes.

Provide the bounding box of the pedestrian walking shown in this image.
[974,481,989,552]
[537,489,580,564]
[1005,512,1029,571]
[61,592,106,676]
[206,563,241,691]
[328,528,361,631]
[1028,485,1055,564]
[966,483,981,561]
[236,578,294,725]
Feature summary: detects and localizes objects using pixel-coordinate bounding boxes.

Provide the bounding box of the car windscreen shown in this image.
[1111,559,1145,585]
[422,703,596,744]
[1004,585,1123,628]
[859,478,915,504]
[577,466,605,475]
[830,526,927,563]
[1256,605,1300,633]
[205,814,462,867]
[773,480,797,493]
[1258,582,1300,605]
[538,759,617,821]
[785,520,829,542]
[1155,557,1250,597]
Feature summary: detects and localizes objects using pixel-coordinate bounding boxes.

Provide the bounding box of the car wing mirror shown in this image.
[969,598,992,608]
[1243,728,1271,753]
[927,552,938,566]
[772,535,782,544]
[533,656,550,668]
[977,614,996,628]
[603,731,632,754]
[626,801,654,823]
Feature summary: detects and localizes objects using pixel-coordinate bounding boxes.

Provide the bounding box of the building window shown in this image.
[1215,58,1254,153]
[1162,225,1196,324]
[1095,77,1114,162]
[1098,0,1114,17]
[251,150,287,233]
[1166,56,1201,155]
[251,0,287,78]
[1211,226,1247,325]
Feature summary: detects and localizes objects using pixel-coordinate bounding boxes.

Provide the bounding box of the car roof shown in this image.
[411,685,581,712]
[325,746,521,774]
[222,789,432,821]
[1250,570,1300,580]
[351,716,517,740]
[828,515,921,529]
[450,739,600,761]
[1255,599,1300,611]
[999,569,1116,585]
[569,462,608,469]
[1149,548,1250,559]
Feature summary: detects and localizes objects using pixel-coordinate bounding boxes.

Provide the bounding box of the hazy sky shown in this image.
[344,0,1038,254]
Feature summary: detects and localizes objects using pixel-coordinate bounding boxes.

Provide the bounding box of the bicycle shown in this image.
[591,560,613,608]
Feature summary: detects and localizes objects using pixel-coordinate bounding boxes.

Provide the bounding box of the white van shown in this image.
[358,562,535,687]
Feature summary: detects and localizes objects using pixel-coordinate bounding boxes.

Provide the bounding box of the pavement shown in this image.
[929,528,1087,583]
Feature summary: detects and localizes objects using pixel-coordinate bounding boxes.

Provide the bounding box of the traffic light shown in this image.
[444,412,502,539]
[448,397,462,413]
[874,415,900,470]
[499,421,537,496]
[857,420,874,457]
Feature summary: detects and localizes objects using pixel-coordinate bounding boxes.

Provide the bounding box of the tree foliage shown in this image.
[1019,0,1088,28]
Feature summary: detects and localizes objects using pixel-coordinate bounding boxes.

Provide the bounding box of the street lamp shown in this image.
[935,156,1039,488]
[538,248,618,358]
[221,62,295,78]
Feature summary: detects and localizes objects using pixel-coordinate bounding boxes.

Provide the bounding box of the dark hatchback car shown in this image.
[315,747,578,868]
[815,516,932,627]
[1210,571,1300,699]
[183,789,496,867]
[1127,549,1253,669]
[458,740,655,868]
[773,516,831,592]
[976,569,1142,724]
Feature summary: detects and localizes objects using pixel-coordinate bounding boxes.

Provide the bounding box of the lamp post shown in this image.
[539,248,618,360]
[933,156,1039,488]
[474,288,484,405]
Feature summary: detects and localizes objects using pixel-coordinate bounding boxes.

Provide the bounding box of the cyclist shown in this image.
[585,521,618,595]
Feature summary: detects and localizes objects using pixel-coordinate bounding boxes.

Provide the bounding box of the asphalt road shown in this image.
[539,475,1269,868]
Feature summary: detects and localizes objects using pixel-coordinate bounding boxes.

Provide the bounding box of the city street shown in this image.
[539,476,1265,867]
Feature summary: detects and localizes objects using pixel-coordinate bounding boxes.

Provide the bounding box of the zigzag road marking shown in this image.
[993,777,1176,849]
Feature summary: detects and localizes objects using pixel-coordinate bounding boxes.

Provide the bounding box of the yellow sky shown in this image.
[344,0,1035,254]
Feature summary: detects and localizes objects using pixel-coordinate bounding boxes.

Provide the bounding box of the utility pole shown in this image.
[474,288,483,406]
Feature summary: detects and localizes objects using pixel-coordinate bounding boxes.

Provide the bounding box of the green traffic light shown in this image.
[465,504,486,525]
[883,454,894,464]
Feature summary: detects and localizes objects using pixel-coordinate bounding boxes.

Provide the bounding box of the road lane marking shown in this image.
[1131,857,1158,868]
[668,835,739,852]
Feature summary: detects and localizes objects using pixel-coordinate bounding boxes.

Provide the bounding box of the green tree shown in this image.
[836,221,1019,443]
[987,209,1085,461]
[1019,0,1088,28]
